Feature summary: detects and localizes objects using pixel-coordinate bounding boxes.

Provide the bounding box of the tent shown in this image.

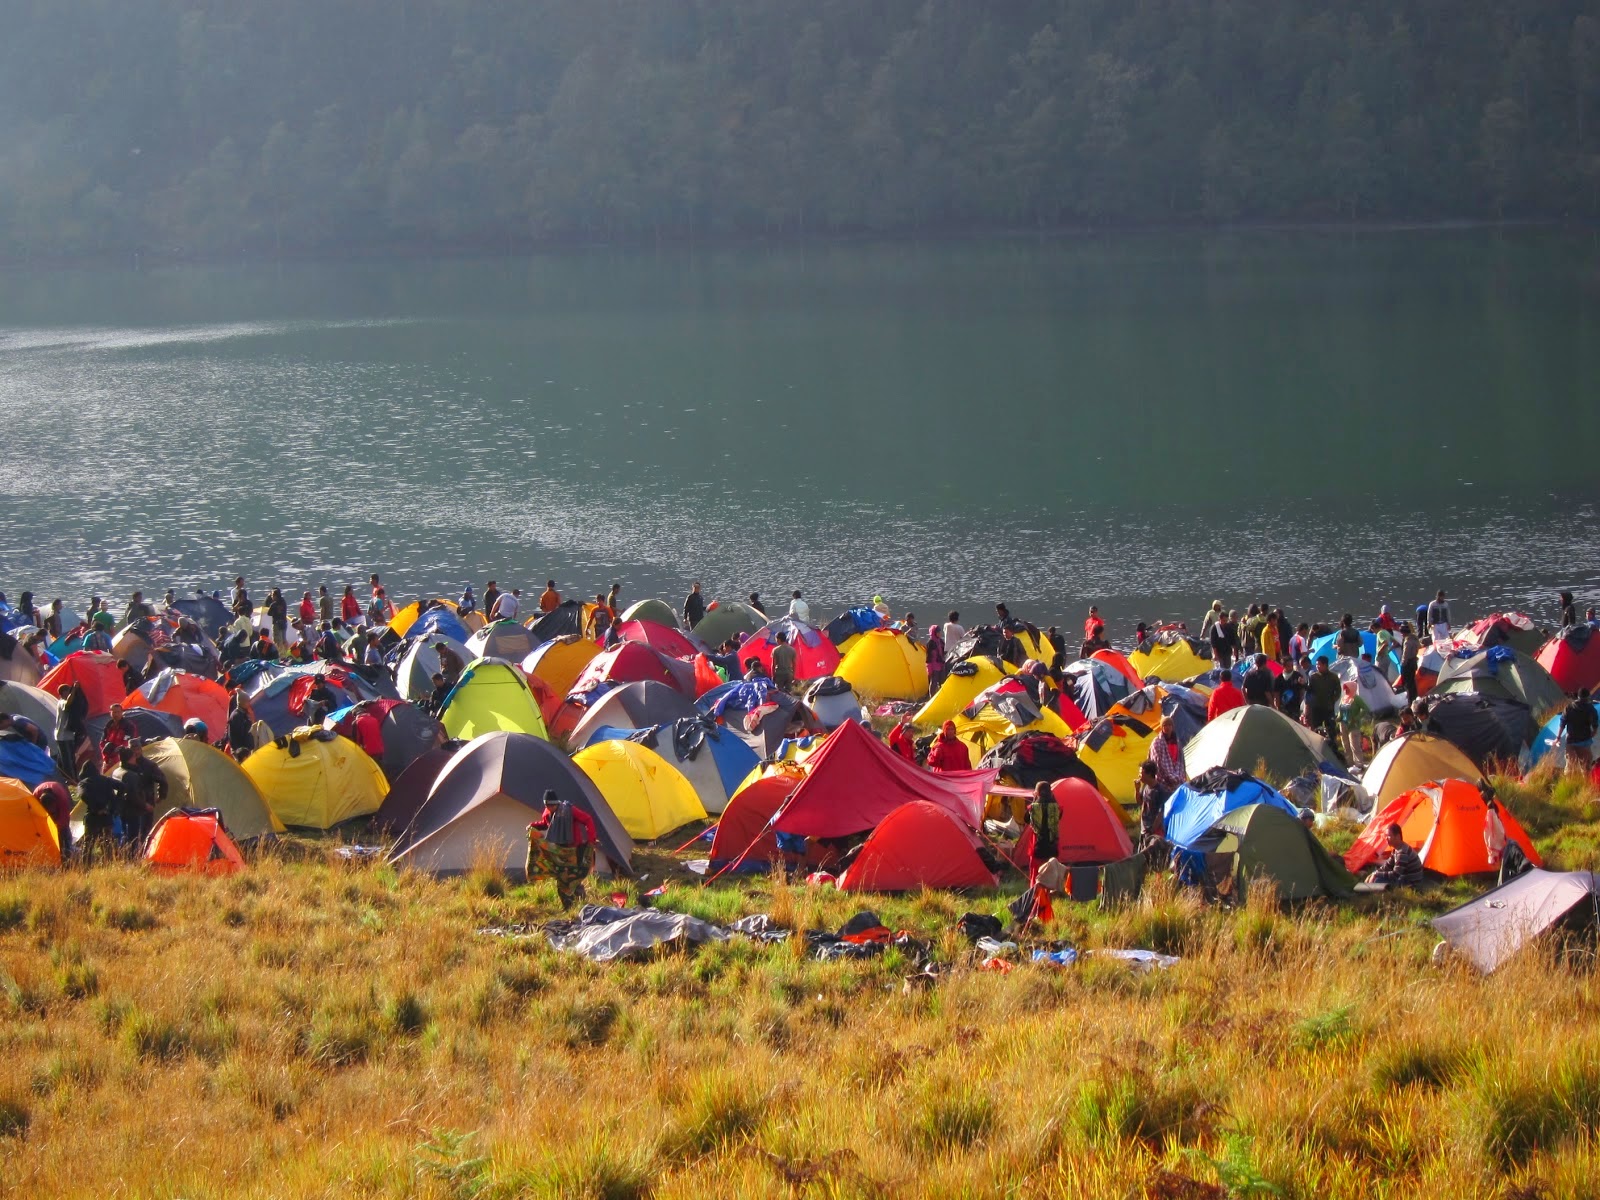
[564,681,698,748]
[387,731,632,877]
[708,771,807,868]
[465,620,540,664]
[399,604,473,645]
[144,809,246,875]
[142,738,283,840]
[1424,692,1535,767]
[1076,715,1156,806]
[39,652,126,718]
[954,685,1074,757]
[618,599,682,629]
[1049,776,1134,865]
[1524,714,1567,774]
[693,679,806,758]
[1063,658,1133,722]
[1362,733,1482,808]
[1163,770,1303,850]
[0,680,60,733]
[170,595,233,640]
[1537,624,1600,694]
[571,642,696,697]
[775,718,996,838]
[125,669,230,733]
[979,731,1101,792]
[521,635,601,698]
[439,660,549,741]
[572,739,709,841]
[803,676,866,730]
[395,634,473,703]
[836,629,927,701]
[0,635,42,686]
[586,718,758,814]
[1459,613,1548,657]
[1204,803,1355,900]
[331,698,445,780]
[826,607,884,652]
[1432,646,1567,716]
[0,776,59,867]
[1128,635,1211,683]
[838,801,997,893]
[0,737,61,788]
[1183,704,1334,782]
[244,663,398,737]
[1091,648,1144,690]
[1106,684,1206,746]
[913,657,1012,728]
[615,619,701,660]
[369,743,458,838]
[242,731,389,829]
[736,618,841,682]
[1331,657,1401,717]
[1309,629,1397,671]
[526,600,588,643]
[1344,779,1542,876]
[691,601,768,649]
[1433,869,1600,973]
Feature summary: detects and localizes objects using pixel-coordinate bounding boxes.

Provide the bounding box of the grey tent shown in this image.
[465,620,539,664]
[369,742,460,838]
[1432,647,1567,718]
[567,681,698,749]
[528,600,587,643]
[618,599,681,629]
[1433,869,1600,973]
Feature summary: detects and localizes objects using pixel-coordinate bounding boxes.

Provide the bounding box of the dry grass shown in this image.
[0,776,1598,1198]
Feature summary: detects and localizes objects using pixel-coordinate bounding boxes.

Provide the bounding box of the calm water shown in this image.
[0,231,1596,636]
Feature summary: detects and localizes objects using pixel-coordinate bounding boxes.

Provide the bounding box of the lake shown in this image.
[0,230,1595,638]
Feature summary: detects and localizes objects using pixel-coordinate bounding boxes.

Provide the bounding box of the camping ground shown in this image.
[2,766,1599,1199]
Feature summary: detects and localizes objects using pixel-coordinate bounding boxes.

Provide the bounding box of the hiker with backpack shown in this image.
[527,790,597,908]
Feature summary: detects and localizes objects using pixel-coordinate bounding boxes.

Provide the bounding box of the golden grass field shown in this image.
[2,766,1599,1200]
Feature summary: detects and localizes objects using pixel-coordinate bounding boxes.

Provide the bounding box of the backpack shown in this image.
[543,800,576,846]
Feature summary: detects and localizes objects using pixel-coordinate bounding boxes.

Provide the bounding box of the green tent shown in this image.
[691,601,766,648]
[1210,803,1354,901]
[1432,648,1567,718]
[618,599,681,629]
[1184,704,1332,782]
[439,660,549,741]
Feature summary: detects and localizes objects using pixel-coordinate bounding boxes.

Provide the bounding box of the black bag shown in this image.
[956,912,1003,943]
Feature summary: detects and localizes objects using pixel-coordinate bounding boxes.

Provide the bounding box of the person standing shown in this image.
[482,581,501,619]
[457,585,477,618]
[77,759,123,864]
[1242,654,1275,706]
[1559,591,1578,629]
[925,623,947,692]
[318,585,333,625]
[1206,671,1246,722]
[1305,657,1342,745]
[435,641,466,687]
[1147,715,1186,794]
[1427,590,1451,645]
[34,781,73,859]
[539,581,561,613]
[770,632,798,693]
[1274,657,1309,718]
[888,713,919,762]
[340,585,363,625]
[527,791,596,909]
[230,576,250,613]
[1083,606,1107,655]
[1027,781,1061,872]
[1210,610,1240,671]
[788,590,811,624]
[54,682,88,781]
[606,584,622,620]
[748,592,767,617]
[266,588,288,649]
[1260,611,1282,664]
[683,582,707,629]
[941,611,965,650]
[587,595,613,644]
[1336,682,1372,767]
[492,588,521,622]
[115,743,165,848]
[1200,600,1224,639]
[1135,761,1167,854]
[99,703,138,770]
[927,721,972,772]
[298,591,317,637]
[1559,688,1599,773]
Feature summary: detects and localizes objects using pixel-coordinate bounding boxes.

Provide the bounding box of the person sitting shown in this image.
[926,720,971,772]
[1368,824,1424,887]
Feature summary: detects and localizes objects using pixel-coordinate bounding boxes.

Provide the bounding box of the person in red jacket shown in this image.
[888,713,919,762]
[527,791,597,908]
[1206,672,1246,722]
[927,720,972,772]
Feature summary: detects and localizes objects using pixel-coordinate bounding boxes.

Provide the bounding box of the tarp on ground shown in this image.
[1433,868,1600,972]
[546,904,728,961]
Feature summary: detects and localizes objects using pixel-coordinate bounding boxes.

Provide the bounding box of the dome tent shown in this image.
[0,679,59,732]
[736,618,842,683]
[1128,634,1211,683]
[142,737,283,841]
[521,635,601,698]
[388,731,632,878]
[396,634,473,703]
[838,801,997,893]
[465,620,540,664]
[369,743,459,839]
[1459,613,1548,657]
[803,676,866,730]
[242,731,389,830]
[572,739,709,841]
[1202,803,1355,900]
[1424,693,1535,768]
[836,629,926,701]
[1432,646,1567,717]
[144,808,245,876]
[1345,779,1541,877]
[692,601,768,649]
[125,668,231,733]
[1062,657,1133,723]
[618,599,682,629]
[0,777,59,867]
[1163,769,1303,850]
[1076,715,1156,806]
[39,652,126,718]
[564,681,698,748]
[526,600,588,643]
[1537,624,1600,694]
[438,660,549,741]
[584,718,758,815]
[615,620,701,660]
[1331,657,1401,717]
[570,642,697,697]
[1361,733,1482,809]
[1047,776,1134,865]
[913,657,1012,728]
[1183,705,1335,782]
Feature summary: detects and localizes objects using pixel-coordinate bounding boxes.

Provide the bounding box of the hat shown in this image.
[183,718,208,737]
[873,595,884,604]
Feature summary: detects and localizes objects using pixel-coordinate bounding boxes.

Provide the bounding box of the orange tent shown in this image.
[1091,648,1144,690]
[0,777,60,867]
[1048,776,1134,864]
[39,652,127,718]
[126,669,230,732]
[1344,779,1542,877]
[144,809,245,876]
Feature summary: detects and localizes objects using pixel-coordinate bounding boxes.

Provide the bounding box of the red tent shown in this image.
[616,619,701,660]
[126,670,230,732]
[570,642,695,696]
[1538,626,1600,694]
[736,619,842,682]
[838,801,997,892]
[1053,689,1090,732]
[1091,648,1144,690]
[1050,776,1135,864]
[706,771,837,871]
[775,718,996,838]
[39,652,127,718]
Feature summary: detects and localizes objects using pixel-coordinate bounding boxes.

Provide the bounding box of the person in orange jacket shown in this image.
[927,720,972,772]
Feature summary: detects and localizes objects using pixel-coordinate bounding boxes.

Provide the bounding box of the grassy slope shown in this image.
[1,769,1599,1199]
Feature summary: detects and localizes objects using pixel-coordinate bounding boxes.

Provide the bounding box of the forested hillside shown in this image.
[3,0,1598,259]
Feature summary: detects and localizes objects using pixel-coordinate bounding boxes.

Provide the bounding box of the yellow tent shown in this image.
[1015,628,1056,665]
[1077,717,1155,806]
[521,635,601,698]
[572,740,708,841]
[0,777,59,867]
[729,741,822,797]
[913,657,1013,728]
[388,598,462,638]
[1129,639,1211,683]
[837,629,927,701]
[243,732,389,829]
[440,660,549,740]
[953,702,1072,759]
[144,738,284,840]
[1362,733,1482,808]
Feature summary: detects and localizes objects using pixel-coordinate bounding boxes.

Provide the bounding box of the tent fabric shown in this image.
[979,732,1100,791]
[565,682,698,749]
[0,636,42,686]
[526,600,588,643]
[1208,803,1355,900]
[691,601,769,649]
[244,663,398,737]
[439,660,549,741]
[708,771,805,866]
[87,707,184,747]
[369,743,458,838]
[954,687,1074,758]
[615,619,701,660]
[1537,624,1600,694]
[242,732,389,829]
[396,634,473,703]
[913,657,1012,728]
[1433,869,1600,973]
[333,698,444,780]
[0,737,61,788]
[0,680,60,732]
[836,629,928,700]
[1077,716,1156,806]
[591,718,759,814]
[170,596,233,640]
[736,618,842,682]
[572,740,709,841]
[838,801,997,893]
[521,635,601,698]
[1091,648,1145,689]
[1163,770,1302,850]
[571,642,697,697]
[1424,692,1535,767]
[1128,636,1211,683]
[1459,613,1548,657]
[144,808,246,875]
[1063,658,1133,722]
[1331,657,1402,716]
[1309,629,1396,671]
[1432,647,1568,716]
[547,904,730,961]
[1184,704,1335,782]
[618,599,682,629]
[775,718,997,838]
[1106,684,1206,746]
[804,677,866,730]
[1362,733,1482,808]
[1524,714,1566,774]
[0,777,59,867]
[465,620,540,665]
[126,669,230,733]
[1344,779,1543,876]
[1050,777,1135,864]
[142,738,283,840]
[39,652,126,718]
[387,731,632,877]
[401,605,473,645]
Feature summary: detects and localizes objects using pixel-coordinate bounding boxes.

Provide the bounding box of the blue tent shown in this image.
[586,719,760,799]
[1523,713,1565,773]
[406,607,472,645]
[1307,630,1400,673]
[0,737,60,788]
[1163,770,1301,850]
